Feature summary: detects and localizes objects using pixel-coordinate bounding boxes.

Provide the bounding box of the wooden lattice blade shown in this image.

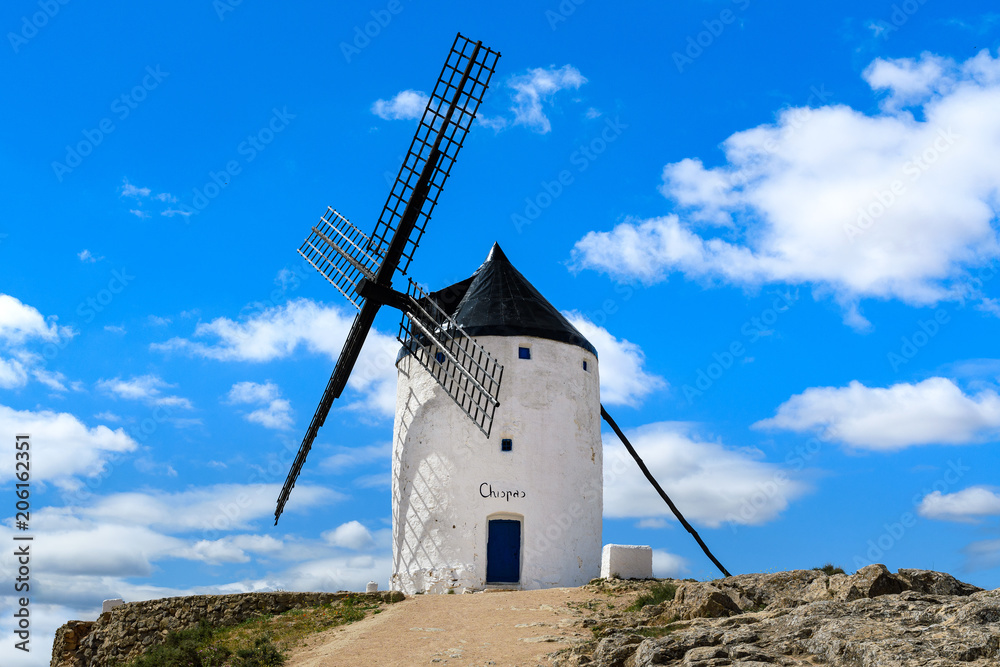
[297,207,381,311]
[398,281,503,437]
[366,33,500,281]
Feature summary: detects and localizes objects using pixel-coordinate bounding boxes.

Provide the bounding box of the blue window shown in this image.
[518,347,531,359]
[501,438,513,452]
[435,351,445,363]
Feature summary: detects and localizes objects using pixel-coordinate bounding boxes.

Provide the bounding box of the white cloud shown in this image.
[468,64,590,133]
[277,555,392,593]
[320,442,390,470]
[323,520,375,550]
[244,399,292,429]
[121,179,151,199]
[652,549,689,578]
[77,249,101,263]
[603,421,809,527]
[26,574,187,608]
[0,295,73,391]
[154,298,352,361]
[148,315,172,326]
[0,294,67,344]
[154,298,398,417]
[227,381,294,430]
[963,538,1000,571]
[32,523,185,576]
[371,89,429,120]
[121,179,180,218]
[0,405,136,488]
[564,312,666,406]
[97,374,193,410]
[571,51,1000,319]
[0,356,28,388]
[918,486,1000,522]
[864,52,951,111]
[178,534,285,565]
[54,483,340,534]
[508,65,587,133]
[228,380,280,404]
[134,457,178,477]
[162,208,192,218]
[33,368,69,391]
[476,114,508,131]
[104,324,127,334]
[755,377,1000,450]
[353,472,391,489]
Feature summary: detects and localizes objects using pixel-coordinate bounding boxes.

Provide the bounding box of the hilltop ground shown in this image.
[286,565,1000,667]
[286,586,600,667]
[51,565,1000,666]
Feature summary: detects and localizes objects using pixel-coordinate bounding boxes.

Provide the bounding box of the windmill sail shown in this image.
[367,33,500,279]
[398,280,503,437]
[298,208,380,310]
[275,33,501,524]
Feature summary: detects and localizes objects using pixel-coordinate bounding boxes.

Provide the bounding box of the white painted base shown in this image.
[601,544,653,579]
[101,598,124,614]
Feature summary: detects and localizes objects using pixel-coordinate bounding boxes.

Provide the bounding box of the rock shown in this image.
[896,568,983,596]
[50,621,93,667]
[591,634,644,667]
[829,563,906,601]
[568,567,1000,667]
[715,568,825,610]
[669,584,742,620]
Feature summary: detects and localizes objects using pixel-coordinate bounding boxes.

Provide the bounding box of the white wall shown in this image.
[391,335,602,593]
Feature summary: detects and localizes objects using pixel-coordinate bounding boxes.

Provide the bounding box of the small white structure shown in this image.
[365,581,379,593]
[391,245,603,593]
[601,544,653,580]
[101,598,124,614]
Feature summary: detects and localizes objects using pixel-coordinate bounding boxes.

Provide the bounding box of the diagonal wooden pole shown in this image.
[601,404,732,578]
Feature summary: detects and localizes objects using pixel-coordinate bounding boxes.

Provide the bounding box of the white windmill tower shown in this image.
[274,33,732,590]
[391,243,602,592]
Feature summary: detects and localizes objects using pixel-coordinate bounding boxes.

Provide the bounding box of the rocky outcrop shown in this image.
[49,590,402,667]
[556,565,999,666]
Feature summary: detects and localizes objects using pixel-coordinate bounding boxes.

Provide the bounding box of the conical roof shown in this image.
[425,243,597,357]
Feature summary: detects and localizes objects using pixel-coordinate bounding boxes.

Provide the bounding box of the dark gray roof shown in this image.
[424,243,597,357]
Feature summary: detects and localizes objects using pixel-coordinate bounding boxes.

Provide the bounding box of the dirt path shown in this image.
[286,588,603,667]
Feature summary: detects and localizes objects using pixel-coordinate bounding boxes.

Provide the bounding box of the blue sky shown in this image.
[3,0,1000,663]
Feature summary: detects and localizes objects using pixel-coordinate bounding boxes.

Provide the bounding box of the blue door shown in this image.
[486,519,521,583]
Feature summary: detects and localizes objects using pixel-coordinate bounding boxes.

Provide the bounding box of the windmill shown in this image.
[275,33,731,587]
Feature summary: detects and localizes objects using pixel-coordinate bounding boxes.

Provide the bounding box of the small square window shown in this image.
[435,351,445,363]
[583,360,589,371]
[518,347,531,359]
[501,438,513,452]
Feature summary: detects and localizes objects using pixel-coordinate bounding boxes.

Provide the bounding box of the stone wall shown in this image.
[50,590,402,667]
